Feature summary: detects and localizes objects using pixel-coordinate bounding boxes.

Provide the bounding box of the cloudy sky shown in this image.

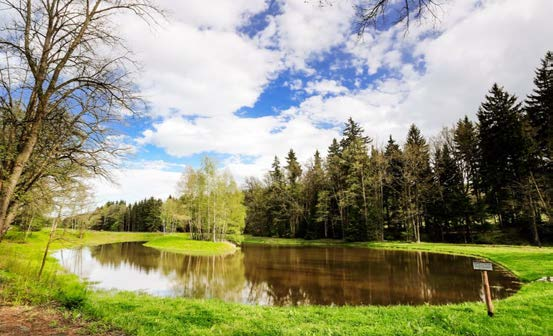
[93,0,553,203]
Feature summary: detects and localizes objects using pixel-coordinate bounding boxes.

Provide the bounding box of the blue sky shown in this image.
[92,0,553,203]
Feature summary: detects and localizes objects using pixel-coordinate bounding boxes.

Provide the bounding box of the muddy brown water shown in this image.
[53,242,521,306]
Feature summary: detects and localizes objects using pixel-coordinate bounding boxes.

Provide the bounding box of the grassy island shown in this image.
[143,234,237,256]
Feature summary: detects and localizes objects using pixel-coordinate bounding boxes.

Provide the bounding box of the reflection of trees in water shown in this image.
[67,243,519,306]
[88,242,246,301]
[159,251,246,302]
[57,249,85,277]
[242,245,520,306]
[90,242,162,272]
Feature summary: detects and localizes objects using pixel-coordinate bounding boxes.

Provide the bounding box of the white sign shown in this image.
[473,261,493,271]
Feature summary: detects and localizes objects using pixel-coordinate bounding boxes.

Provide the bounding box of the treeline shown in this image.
[64,158,246,241]
[244,52,552,244]
[87,198,164,232]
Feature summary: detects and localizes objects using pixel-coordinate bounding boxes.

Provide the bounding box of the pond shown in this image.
[53,242,521,306]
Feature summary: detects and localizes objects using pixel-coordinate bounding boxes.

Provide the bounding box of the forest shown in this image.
[243,52,553,245]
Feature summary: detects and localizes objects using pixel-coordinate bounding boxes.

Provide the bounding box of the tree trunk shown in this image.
[39,215,59,279]
[528,180,541,247]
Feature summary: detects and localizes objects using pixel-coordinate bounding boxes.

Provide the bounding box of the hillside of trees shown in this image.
[244,52,552,245]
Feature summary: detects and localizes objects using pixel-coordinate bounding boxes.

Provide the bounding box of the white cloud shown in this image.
[141,114,339,162]
[304,79,347,96]
[118,19,281,118]
[399,0,553,134]
[257,0,356,71]
[156,0,269,31]
[92,167,182,204]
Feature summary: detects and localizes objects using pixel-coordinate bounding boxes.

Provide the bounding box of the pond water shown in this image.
[53,242,521,306]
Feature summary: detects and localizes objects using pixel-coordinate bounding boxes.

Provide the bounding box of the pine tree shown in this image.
[285,149,303,237]
[304,151,329,239]
[383,136,404,239]
[526,51,553,166]
[326,138,345,239]
[403,124,431,242]
[428,144,469,242]
[268,156,289,237]
[477,84,529,228]
[340,119,373,241]
[525,51,553,241]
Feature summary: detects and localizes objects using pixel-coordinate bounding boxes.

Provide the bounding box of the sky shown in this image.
[92,0,553,204]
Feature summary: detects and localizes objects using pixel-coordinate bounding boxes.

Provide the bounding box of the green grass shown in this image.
[143,234,237,256]
[0,229,552,335]
[84,282,553,336]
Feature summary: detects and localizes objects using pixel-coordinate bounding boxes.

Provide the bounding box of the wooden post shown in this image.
[482,270,494,317]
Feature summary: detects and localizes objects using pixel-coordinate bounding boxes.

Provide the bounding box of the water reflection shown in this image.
[53,242,521,306]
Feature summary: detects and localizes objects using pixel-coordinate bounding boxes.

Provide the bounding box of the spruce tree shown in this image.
[268,156,289,237]
[383,136,404,239]
[285,149,303,237]
[340,119,373,241]
[326,138,345,239]
[526,51,553,165]
[403,124,431,242]
[477,84,529,227]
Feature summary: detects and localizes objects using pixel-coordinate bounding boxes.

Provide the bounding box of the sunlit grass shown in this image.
[143,234,237,256]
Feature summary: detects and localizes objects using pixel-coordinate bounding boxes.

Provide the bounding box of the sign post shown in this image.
[472,261,494,317]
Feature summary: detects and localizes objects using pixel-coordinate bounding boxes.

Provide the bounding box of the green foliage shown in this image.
[177,157,246,241]
[55,282,88,309]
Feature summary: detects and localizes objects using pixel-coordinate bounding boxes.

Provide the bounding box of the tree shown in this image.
[177,157,245,241]
[285,149,303,237]
[0,0,160,240]
[324,0,442,33]
[243,177,270,236]
[525,51,553,240]
[340,118,373,241]
[427,144,469,242]
[383,136,404,239]
[303,151,329,239]
[326,138,345,239]
[403,124,431,242]
[38,175,87,278]
[477,84,529,228]
[526,51,553,167]
[161,196,188,233]
[267,156,289,237]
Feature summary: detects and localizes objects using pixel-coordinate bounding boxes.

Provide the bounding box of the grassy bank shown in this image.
[144,234,237,256]
[0,230,552,335]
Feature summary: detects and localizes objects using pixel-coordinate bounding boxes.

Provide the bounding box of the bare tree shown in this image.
[354,0,442,33]
[317,0,443,34]
[0,0,161,240]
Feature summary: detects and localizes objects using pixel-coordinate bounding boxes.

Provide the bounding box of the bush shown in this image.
[55,282,87,309]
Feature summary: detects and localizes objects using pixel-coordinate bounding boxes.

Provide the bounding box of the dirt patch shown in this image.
[0,305,124,336]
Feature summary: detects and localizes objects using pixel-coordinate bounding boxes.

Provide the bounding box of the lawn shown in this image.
[0,229,552,335]
[144,234,237,256]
